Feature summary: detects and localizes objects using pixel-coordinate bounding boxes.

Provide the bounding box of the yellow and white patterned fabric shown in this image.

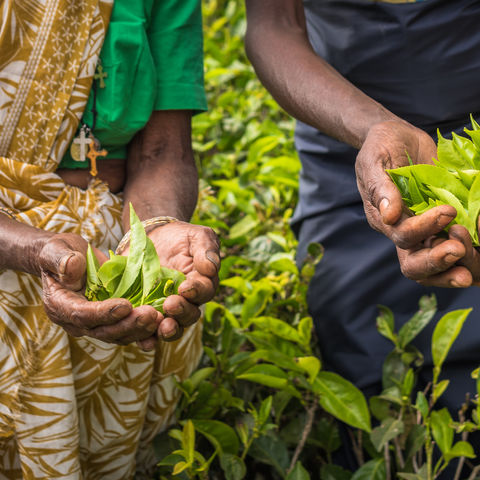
[0,1,202,478]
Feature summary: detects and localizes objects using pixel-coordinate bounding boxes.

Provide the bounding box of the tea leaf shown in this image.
[432,308,471,383]
[141,237,161,303]
[370,417,404,452]
[286,462,310,480]
[313,372,371,432]
[86,244,100,288]
[430,408,454,455]
[398,295,436,348]
[351,459,385,480]
[113,204,147,298]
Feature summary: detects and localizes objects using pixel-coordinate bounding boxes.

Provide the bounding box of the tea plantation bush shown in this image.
[151,2,480,479]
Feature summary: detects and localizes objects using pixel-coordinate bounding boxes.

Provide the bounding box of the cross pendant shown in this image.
[87,139,108,177]
[72,127,90,162]
[94,65,107,89]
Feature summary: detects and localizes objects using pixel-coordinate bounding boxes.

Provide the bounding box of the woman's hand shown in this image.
[39,233,160,345]
[355,120,472,287]
[140,222,220,345]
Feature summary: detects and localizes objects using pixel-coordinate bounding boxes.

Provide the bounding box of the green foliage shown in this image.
[387,116,480,245]
[85,204,184,311]
[152,2,480,479]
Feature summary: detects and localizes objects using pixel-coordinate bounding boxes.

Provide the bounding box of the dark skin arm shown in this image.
[0,216,158,342]
[123,110,220,349]
[245,0,475,288]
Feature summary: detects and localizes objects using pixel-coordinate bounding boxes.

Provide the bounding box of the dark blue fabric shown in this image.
[293,0,480,410]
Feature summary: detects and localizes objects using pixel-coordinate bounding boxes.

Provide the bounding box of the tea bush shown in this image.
[151,2,480,479]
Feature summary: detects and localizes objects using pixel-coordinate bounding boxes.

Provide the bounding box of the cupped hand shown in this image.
[140,221,220,344]
[355,120,471,287]
[39,233,160,346]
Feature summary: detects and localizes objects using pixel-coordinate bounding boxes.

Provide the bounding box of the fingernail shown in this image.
[59,253,75,275]
[163,326,178,339]
[206,250,220,272]
[110,304,130,320]
[437,213,455,227]
[165,303,184,316]
[445,253,461,264]
[379,198,389,212]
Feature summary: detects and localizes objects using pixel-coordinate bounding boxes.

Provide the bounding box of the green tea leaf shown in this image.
[398,295,436,348]
[219,453,246,480]
[192,420,239,455]
[405,424,427,462]
[432,308,471,382]
[437,129,466,170]
[320,464,352,480]
[370,417,404,452]
[86,244,101,289]
[444,440,475,462]
[452,132,480,169]
[113,204,147,298]
[313,372,371,432]
[376,305,396,345]
[430,408,454,455]
[286,462,310,480]
[351,459,385,480]
[141,237,161,303]
[97,254,127,294]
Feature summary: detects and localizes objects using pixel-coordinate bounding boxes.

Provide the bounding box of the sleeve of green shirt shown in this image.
[148,0,207,113]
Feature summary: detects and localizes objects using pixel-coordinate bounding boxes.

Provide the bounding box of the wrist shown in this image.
[116,215,179,255]
[0,214,54,275]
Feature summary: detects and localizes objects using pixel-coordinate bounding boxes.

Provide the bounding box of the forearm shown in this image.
[245,0,402,150]
[0,215,53,275]
[123,110,198,228]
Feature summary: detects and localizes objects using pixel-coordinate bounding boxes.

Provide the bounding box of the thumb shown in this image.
[40,240,86,291]
[356,147,404,227]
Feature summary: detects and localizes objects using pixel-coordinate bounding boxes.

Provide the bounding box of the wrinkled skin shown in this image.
[355,120,480,288]
[39,225,220,350]
[134,221,220,349]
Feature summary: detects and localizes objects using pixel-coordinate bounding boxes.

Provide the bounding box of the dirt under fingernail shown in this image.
[162,327,177,339]
[206,250,220,271]
[110,304,130,320]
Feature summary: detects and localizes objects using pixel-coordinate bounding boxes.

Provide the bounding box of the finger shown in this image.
[115,311,163,346]
[398,239,467,282]
[178,271,218,305]
[158,317,184,342]
[42,272,132,330]
[88,305,158,344]
[356,147,405,226]
[41,241,86,291]
[416,266,472,288]
[448,225,480,283]
[136,336,158,351]
[384,205,456,250]
[162,294,201,327]
[191,227,221,277]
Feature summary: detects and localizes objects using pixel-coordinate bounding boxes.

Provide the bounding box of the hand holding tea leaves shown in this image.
[387,116,480,285]
[40,233,159,345]
[356,120,473,288]
[86,204,220,348]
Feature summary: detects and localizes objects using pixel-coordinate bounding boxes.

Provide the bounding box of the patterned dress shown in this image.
[0,1,202,478]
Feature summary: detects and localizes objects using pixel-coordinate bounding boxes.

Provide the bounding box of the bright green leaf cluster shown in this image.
[387,116,480,245]
[85,204,185,312]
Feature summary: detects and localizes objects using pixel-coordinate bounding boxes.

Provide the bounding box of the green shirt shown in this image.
[59,0,207,169]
